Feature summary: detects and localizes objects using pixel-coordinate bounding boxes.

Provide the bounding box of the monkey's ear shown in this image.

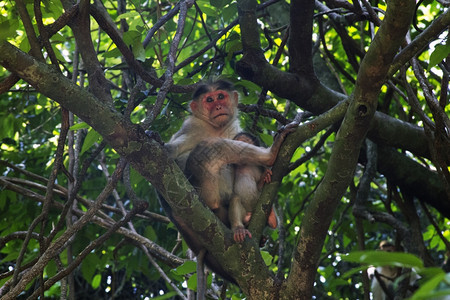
[190,100,198,112]
[232,91,239,105]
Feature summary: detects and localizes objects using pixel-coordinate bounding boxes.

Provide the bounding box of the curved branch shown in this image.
[143,0,194,128]
[389,8,450,77]
[0,41,272,291]
[235,0,433,163]
[142,3,181,49]
[284,0,416,296]
[249,100,350,238]
[61,0,113,105]
[90,0,198,93]
[377,146,449,218]
[2,160,127,299]
[289,0,316,76]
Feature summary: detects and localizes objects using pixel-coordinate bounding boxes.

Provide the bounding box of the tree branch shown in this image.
[0,40,272,291]
[389,9,450,77]
[2,159,127,299]
[284,0,416,296]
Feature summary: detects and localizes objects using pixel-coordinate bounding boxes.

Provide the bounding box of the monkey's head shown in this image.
[234,132,260,147]
[190,80,239,128]
[379,240,395,252]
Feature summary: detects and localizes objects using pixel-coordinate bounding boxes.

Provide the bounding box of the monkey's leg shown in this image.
[229,195,251,242]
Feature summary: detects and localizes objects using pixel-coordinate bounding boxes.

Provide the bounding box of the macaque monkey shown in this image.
[229,132,278,243]
[165,80,241,170]
[370,241,399,300]
[161,80,242,282]
[161,79,296,282]
[185,124,296,227]
[369,241,419,300]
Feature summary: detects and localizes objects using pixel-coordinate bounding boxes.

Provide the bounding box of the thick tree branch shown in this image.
[283,0,416,297]
[236,0,317,100]
[0,41,271,291]
[377,146,449,218]
[289,0,316,76]
[236,2,432,162]
[249,100,349,238]
[2,159,127,299]
[389,8,450,77]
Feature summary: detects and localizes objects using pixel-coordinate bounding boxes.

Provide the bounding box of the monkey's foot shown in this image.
[267,207,278,229]
[233,227,252,243]
[145,130,164,145]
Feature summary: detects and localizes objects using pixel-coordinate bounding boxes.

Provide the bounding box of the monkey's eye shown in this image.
[206,97,214,102]
[217,93,225,100]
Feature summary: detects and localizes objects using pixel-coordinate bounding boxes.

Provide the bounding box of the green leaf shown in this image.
[70,122,90,130]
[144,225,157,241]
[103,47,122,58]
[223,3,237,21]
[428,43,450,70]
[187,273,197,290]
[45,259,57,277]
[130,167,145,187]
[81,128,102,155]
[416,267,445,281]
[210,0,224,9]
[81,253,97,282]
[91,274,102,289]
[0,19,18,40]
[123,30,142,46]
[342,250,424,269]
[261,250,273,266]
[226,40,242,61]
[132,40,146,62]
[260,133,274,146]
[200,6,217,17]
[342,265,369,279]
[117,11,140,20]
[410,272,449,299]
[172,260,197,275]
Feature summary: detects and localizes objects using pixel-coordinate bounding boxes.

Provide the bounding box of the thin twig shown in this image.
[143,0,194,129]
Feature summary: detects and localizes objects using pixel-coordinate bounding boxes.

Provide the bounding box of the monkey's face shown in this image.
[191,89,237,128]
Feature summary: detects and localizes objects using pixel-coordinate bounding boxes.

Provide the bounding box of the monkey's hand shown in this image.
[233,226,252,243]
[273,121,298,145]
[270,121,299,162]
[277,121,299,138]
[263,168,272,184]
[258,169,272,189]
[145,130,164,145]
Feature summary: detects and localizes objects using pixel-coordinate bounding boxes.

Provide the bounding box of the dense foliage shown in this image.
[0,0,449,298]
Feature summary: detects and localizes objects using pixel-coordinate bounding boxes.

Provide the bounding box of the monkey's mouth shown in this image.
[214,113,228,119]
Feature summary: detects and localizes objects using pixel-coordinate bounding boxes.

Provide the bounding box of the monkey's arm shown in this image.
[227,121,297,166]
[165,118,205,159]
